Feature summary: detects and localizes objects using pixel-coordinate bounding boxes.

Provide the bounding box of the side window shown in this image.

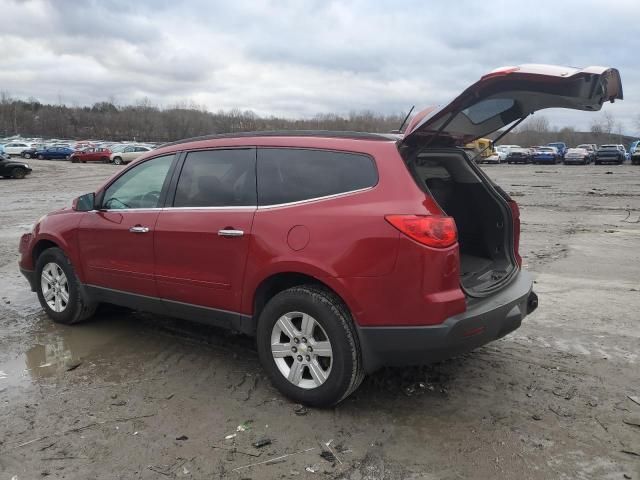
[257,148,378,206]
[102,155,174,209]
[124,146,134,153]
[173,149,256,207]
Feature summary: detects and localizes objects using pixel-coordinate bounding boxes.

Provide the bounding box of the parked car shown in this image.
[3,142,31,157]
[632,150,640,165]
[531,146,560,164]
[576,144,597,162]
[0,153,32,179]
[479,151,503,164]
[21,144,47,159]
[70,147,112,163]
[34,146,75,160]
[18,63,623,405]
[617,144,629,161]
[595,145,625,164]
[564,148,592,165]
[496,145,521,156]
[547,142,568,159]
[506,147,532,164]
[110,145,152,165]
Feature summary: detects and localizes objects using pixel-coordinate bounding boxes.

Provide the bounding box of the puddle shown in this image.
[0,311,149,389]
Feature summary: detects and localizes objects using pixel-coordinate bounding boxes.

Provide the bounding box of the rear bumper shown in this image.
[357,271,537,373]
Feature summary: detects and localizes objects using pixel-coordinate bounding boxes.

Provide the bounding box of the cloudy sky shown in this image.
[1,0,638,133]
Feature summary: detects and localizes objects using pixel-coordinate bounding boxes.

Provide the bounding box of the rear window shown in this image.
[257,148,377,206]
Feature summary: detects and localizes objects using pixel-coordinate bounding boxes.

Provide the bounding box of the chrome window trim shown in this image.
[94,206,256,213]
[257,186,373,210]
[93,187,370,212]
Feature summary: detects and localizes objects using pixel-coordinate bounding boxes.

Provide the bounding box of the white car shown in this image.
[480,151,505,164]
[110,145,152,165]
[3,142,31,156]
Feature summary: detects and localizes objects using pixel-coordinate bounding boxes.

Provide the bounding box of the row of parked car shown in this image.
[0,139,156,165]
[477,142,638,165]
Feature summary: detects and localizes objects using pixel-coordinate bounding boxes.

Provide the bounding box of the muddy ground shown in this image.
[0,159,639,480]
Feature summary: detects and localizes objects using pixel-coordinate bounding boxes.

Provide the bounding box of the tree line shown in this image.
[0,93,406,142]
[0,92,636,146]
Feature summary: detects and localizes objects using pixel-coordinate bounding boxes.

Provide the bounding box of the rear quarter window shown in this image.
[257,148,377,206]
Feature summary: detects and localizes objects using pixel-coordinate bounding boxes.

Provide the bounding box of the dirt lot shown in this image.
[1,159,639,479]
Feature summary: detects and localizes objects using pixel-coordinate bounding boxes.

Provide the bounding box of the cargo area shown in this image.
[407,150,517,296]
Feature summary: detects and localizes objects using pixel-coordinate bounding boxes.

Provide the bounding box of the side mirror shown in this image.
[72,192,95,212]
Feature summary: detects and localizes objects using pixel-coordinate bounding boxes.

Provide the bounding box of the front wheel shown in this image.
[23,153,32,159]
[35,248,96,325]
[11,167,27,179]
[37,154,45,160]
[257,286,364,407]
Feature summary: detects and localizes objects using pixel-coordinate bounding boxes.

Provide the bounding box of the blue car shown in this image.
[532,146,560,164]
[34,146,75,160]
[547,142,568,159]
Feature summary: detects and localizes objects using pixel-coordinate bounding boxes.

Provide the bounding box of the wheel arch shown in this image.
[32,238,61,267]
[251,271,361,326]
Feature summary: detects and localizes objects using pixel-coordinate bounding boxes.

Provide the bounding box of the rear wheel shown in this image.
[71,156,79,163]
[257,286,364,407]
[23,153,32,159]
[11,167,26,179]
[113,156,123,165]
[37,154,45,160]
[101,156,109,163]
[35,248,96,325]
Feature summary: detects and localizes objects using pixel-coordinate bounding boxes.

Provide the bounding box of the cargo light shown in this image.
[385,215,457,248]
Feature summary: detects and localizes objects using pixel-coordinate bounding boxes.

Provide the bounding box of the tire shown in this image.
[11,167,26,179]
[65,155,71,160]
[71,156,79,163]
[101,157,109,163]
[37,154,45,160]
[113,156,123,165]
[256,285,364,407]
[23,153,32,159]
[35,247,96,325]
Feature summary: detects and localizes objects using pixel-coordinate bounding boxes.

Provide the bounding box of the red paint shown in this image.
[71,147,112,163]
[18,134,517,328]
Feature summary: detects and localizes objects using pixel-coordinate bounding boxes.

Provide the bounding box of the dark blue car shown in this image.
[532,146,560,164]
[547,142,567,158]
[34,147,75,160]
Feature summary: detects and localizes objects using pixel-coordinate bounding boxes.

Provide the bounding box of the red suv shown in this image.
[19,65,622,406]
[70,147,112,163]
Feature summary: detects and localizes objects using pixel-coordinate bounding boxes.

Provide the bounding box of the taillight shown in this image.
[508,200,522,266]
[385,215,457,248]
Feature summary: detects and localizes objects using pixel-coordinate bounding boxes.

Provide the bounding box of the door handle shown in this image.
[129,225,150,233]
[218,229,244,237]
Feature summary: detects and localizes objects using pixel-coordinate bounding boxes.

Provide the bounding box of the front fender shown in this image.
[30,212,85,280]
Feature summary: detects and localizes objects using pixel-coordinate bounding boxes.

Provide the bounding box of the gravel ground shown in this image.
[0,159,639,479]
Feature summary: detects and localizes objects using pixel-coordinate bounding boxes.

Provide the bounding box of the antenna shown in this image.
[397,106,415,133]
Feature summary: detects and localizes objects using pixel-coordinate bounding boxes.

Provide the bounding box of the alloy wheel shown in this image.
[270,311,333,389]
[40,262,69,313]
